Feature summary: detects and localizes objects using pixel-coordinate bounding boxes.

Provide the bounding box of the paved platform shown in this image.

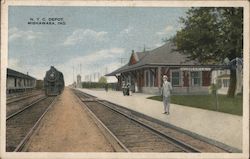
[77,88,242,150]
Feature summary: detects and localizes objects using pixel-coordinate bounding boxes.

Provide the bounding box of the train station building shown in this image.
[107,43,228,95]
[7,68,37,94]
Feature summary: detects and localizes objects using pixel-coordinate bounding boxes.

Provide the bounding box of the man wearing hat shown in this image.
[161,75,172,114]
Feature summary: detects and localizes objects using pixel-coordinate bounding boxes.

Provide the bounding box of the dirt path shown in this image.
[25,87,114,152]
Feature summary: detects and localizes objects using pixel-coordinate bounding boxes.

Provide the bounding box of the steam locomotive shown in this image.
[44,66,64,96]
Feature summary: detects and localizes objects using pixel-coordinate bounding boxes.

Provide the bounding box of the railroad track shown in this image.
[7,91,44,104]
[7,93,46,117]
[6,96,57,152]
[73,90,202,152]
[7,96,47,120]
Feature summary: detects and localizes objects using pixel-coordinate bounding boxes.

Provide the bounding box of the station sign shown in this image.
[180,68,211,71]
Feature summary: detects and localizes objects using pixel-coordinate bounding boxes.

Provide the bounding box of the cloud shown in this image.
[119,26,134,36]
[66,47,124,66]
[8,58,48,80]
[102,62,121,83]
[56,47,125,85]
[154,42,164,48]
[8,47,124,85]
[63,29,108,46]
[9,27,43,42]
[8,58,21,68]
[156,25,174,36]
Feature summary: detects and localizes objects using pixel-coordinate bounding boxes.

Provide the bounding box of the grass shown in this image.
[147,95,243,116]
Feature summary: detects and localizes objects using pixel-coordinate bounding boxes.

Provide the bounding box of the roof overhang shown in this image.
[7,70,36,80]
[105,64,228,76]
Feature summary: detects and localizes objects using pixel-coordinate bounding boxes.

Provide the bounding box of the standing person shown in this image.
[105,84,108,92]
[127,83,131,96]
[161,75,172,115]
[122,81,126,95]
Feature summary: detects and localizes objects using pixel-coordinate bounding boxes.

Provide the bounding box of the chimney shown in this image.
[132,50,134,54]
[27,72,29,75]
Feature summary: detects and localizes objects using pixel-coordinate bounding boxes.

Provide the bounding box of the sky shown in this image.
[8,6,188,85]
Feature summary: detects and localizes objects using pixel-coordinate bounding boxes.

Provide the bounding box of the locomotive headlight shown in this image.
[50,73,55,78]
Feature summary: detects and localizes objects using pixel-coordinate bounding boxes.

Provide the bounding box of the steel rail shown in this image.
[76,90,201,152]
[100,100,239,153]
[7,91,33,100]
[14,96,58,152]
[7,96,48,120]
[74,90,240,153]
[7,92,43,104]
[97,100,201,153]
[73,91,130,152]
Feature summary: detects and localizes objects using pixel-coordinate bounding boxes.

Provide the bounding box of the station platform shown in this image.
[76,88,242,151]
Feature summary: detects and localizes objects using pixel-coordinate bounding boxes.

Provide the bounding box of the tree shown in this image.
[98,76,107,84]
[171,7,243,97]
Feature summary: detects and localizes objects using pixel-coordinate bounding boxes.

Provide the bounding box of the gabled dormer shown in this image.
[128,50,137,65]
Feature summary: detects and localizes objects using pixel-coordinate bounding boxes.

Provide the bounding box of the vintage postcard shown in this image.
[1,0,249,159]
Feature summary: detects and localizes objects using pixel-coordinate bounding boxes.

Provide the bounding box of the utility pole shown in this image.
[105,67,108,74]
[78,64,81,75]
[80,64,82,75]
[120,58,127,65]
[143,44,150,52]
[98,72,100,80]
[73,66,75,83]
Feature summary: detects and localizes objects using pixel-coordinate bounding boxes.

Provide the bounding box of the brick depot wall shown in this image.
[124,67,212,95]
[138,70,144,91]
[161,67,170,77]
[142,86,209,95]
[202,71,211,86]
[183,71,189,87]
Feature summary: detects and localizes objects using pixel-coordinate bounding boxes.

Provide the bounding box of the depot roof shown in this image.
[106,43,224,76]
[7,68,36,80]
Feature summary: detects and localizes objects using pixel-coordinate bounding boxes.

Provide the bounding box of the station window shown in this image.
[145,70,155,87]
[19,79,22,87]
[145,71,149,87]
[191,71,201,86]
[171,71,180,86]
[222,79,230,88]
[149,71,154,87]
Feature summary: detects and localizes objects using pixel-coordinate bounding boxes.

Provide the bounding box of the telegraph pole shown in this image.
[105,67,108,74]
[80,64,82,75]
[73,66,75,83]
[120,58,127,65]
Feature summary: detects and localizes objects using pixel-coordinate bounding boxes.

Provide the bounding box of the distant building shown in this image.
[106,43,227,95]
[211,70,230,95]
[77,74,82,88]
[7,68,36,94]
[36,80,44,89]
[212,58,243,95]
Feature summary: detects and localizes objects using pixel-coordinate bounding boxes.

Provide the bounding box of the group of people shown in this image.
[122,83,131,96]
